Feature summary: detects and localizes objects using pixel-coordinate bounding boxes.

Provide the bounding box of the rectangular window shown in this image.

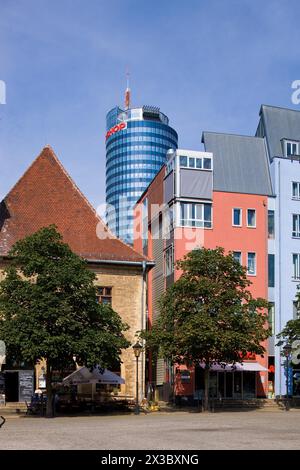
[247,209,256,228]
[293,301,299,319]
[180,155,188,167]
[247,252,256,276]
[179,155,212,170]
[203,158,212,169]
[292,182,300,200]
[292,214,300,238]
[164,245,174,276]
[268,254,275,287]
[268,210,275,239]
[292,254,300,280]
[233,251,242,264]
[286,141,299,157]
[196,158,202,169]
[232,208,242,227]
[189,157,195,168]
[96,287,112,305]
[268,302,275,335]
[180,202,212,228]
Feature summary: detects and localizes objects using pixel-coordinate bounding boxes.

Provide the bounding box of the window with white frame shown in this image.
[166,159,174,175]
[180,202,212,228]
[292,253,300,280]
[268,210,275,239]
[286,141,299,157]
[268,303,275,335]
[164,245,174,276]
[232,208,242,227]
[162,205,174,238]
[292,214,300,238]
[179,155,212,170]
[247,209,256,228]
[292,182,300,200]
[232,251,242,264]
[247,252,256,275]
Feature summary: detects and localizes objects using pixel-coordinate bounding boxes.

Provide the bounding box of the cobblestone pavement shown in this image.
[1,410,300,450]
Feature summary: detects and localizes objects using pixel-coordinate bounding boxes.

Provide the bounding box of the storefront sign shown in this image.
[19,370,34,402]
[105,122,127,140]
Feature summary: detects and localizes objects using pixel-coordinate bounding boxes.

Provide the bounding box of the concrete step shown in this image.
[0,402,27,413]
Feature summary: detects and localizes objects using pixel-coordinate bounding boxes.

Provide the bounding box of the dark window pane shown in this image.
[268,254,275,287]
[189,157,195,168]
[247,209,256,227]
[180,156,187,167]
[233,209,241,226]
[203,158,211,169]
[268,210,275,238]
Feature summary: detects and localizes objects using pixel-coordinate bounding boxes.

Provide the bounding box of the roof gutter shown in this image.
[0,255,155,270]
[85,258,155,270]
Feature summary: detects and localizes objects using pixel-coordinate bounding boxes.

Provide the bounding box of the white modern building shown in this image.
[256,105,300,397]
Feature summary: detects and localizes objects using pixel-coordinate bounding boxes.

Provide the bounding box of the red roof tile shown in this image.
[0,146,148,263]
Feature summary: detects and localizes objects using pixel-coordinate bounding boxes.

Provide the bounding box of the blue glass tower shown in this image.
[106,103,178,244]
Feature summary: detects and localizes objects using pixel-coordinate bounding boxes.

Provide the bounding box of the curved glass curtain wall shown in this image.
[106,108,178,244]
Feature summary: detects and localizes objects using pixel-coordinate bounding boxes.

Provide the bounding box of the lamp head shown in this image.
[133,341,143,358]
[283,343,292,357]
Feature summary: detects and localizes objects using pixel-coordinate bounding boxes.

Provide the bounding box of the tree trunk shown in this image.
[203,366,210,412]
[46,362,54,418]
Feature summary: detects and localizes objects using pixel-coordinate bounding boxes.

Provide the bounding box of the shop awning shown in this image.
[62,366,125,386]
[199,362,268,372]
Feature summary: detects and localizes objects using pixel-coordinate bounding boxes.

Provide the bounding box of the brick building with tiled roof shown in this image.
[0,146,154,402]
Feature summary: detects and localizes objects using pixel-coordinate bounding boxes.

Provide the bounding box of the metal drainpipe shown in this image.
[141,260,147,400]
[278,160,282,396]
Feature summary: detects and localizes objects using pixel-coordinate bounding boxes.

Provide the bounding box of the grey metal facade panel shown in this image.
[152,231,164,323]
[260,105,300,158]
[164,171,174,204]
[180,169,212,199]
[268,335,275,356]
[202,132,273,196]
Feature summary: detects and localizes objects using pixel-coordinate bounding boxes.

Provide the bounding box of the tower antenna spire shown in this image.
[125,67,131,110]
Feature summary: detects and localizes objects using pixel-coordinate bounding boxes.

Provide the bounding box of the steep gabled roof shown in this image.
[0,146,148,263]
[258,104,300,158]
[202,132,273,196]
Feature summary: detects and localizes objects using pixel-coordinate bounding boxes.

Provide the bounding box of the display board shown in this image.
[18,370,34,402]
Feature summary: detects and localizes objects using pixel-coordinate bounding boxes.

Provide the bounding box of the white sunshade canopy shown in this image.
[199,362,268,372]
[63,366,125,386]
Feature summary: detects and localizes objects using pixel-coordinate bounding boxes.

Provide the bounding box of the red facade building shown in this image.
[134,134,273,403]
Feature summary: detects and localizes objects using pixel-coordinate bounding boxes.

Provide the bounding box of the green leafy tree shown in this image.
[277,319,300,344]
[276,295,300,369]
[277,293,300,344]
[0,226,130,417]
[142,247,270,411]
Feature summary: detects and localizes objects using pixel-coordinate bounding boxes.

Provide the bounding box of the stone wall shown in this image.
[91,263,146,400]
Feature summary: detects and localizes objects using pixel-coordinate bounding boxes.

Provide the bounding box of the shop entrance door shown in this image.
[233,372,242,399]
[225,372,233,398]
[4,371,19,402]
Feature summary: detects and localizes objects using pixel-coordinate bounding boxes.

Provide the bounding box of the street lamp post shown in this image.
[133,341,143,415]
[283,343,292,411]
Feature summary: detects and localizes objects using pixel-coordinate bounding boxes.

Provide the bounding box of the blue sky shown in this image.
[0,0,300,208]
